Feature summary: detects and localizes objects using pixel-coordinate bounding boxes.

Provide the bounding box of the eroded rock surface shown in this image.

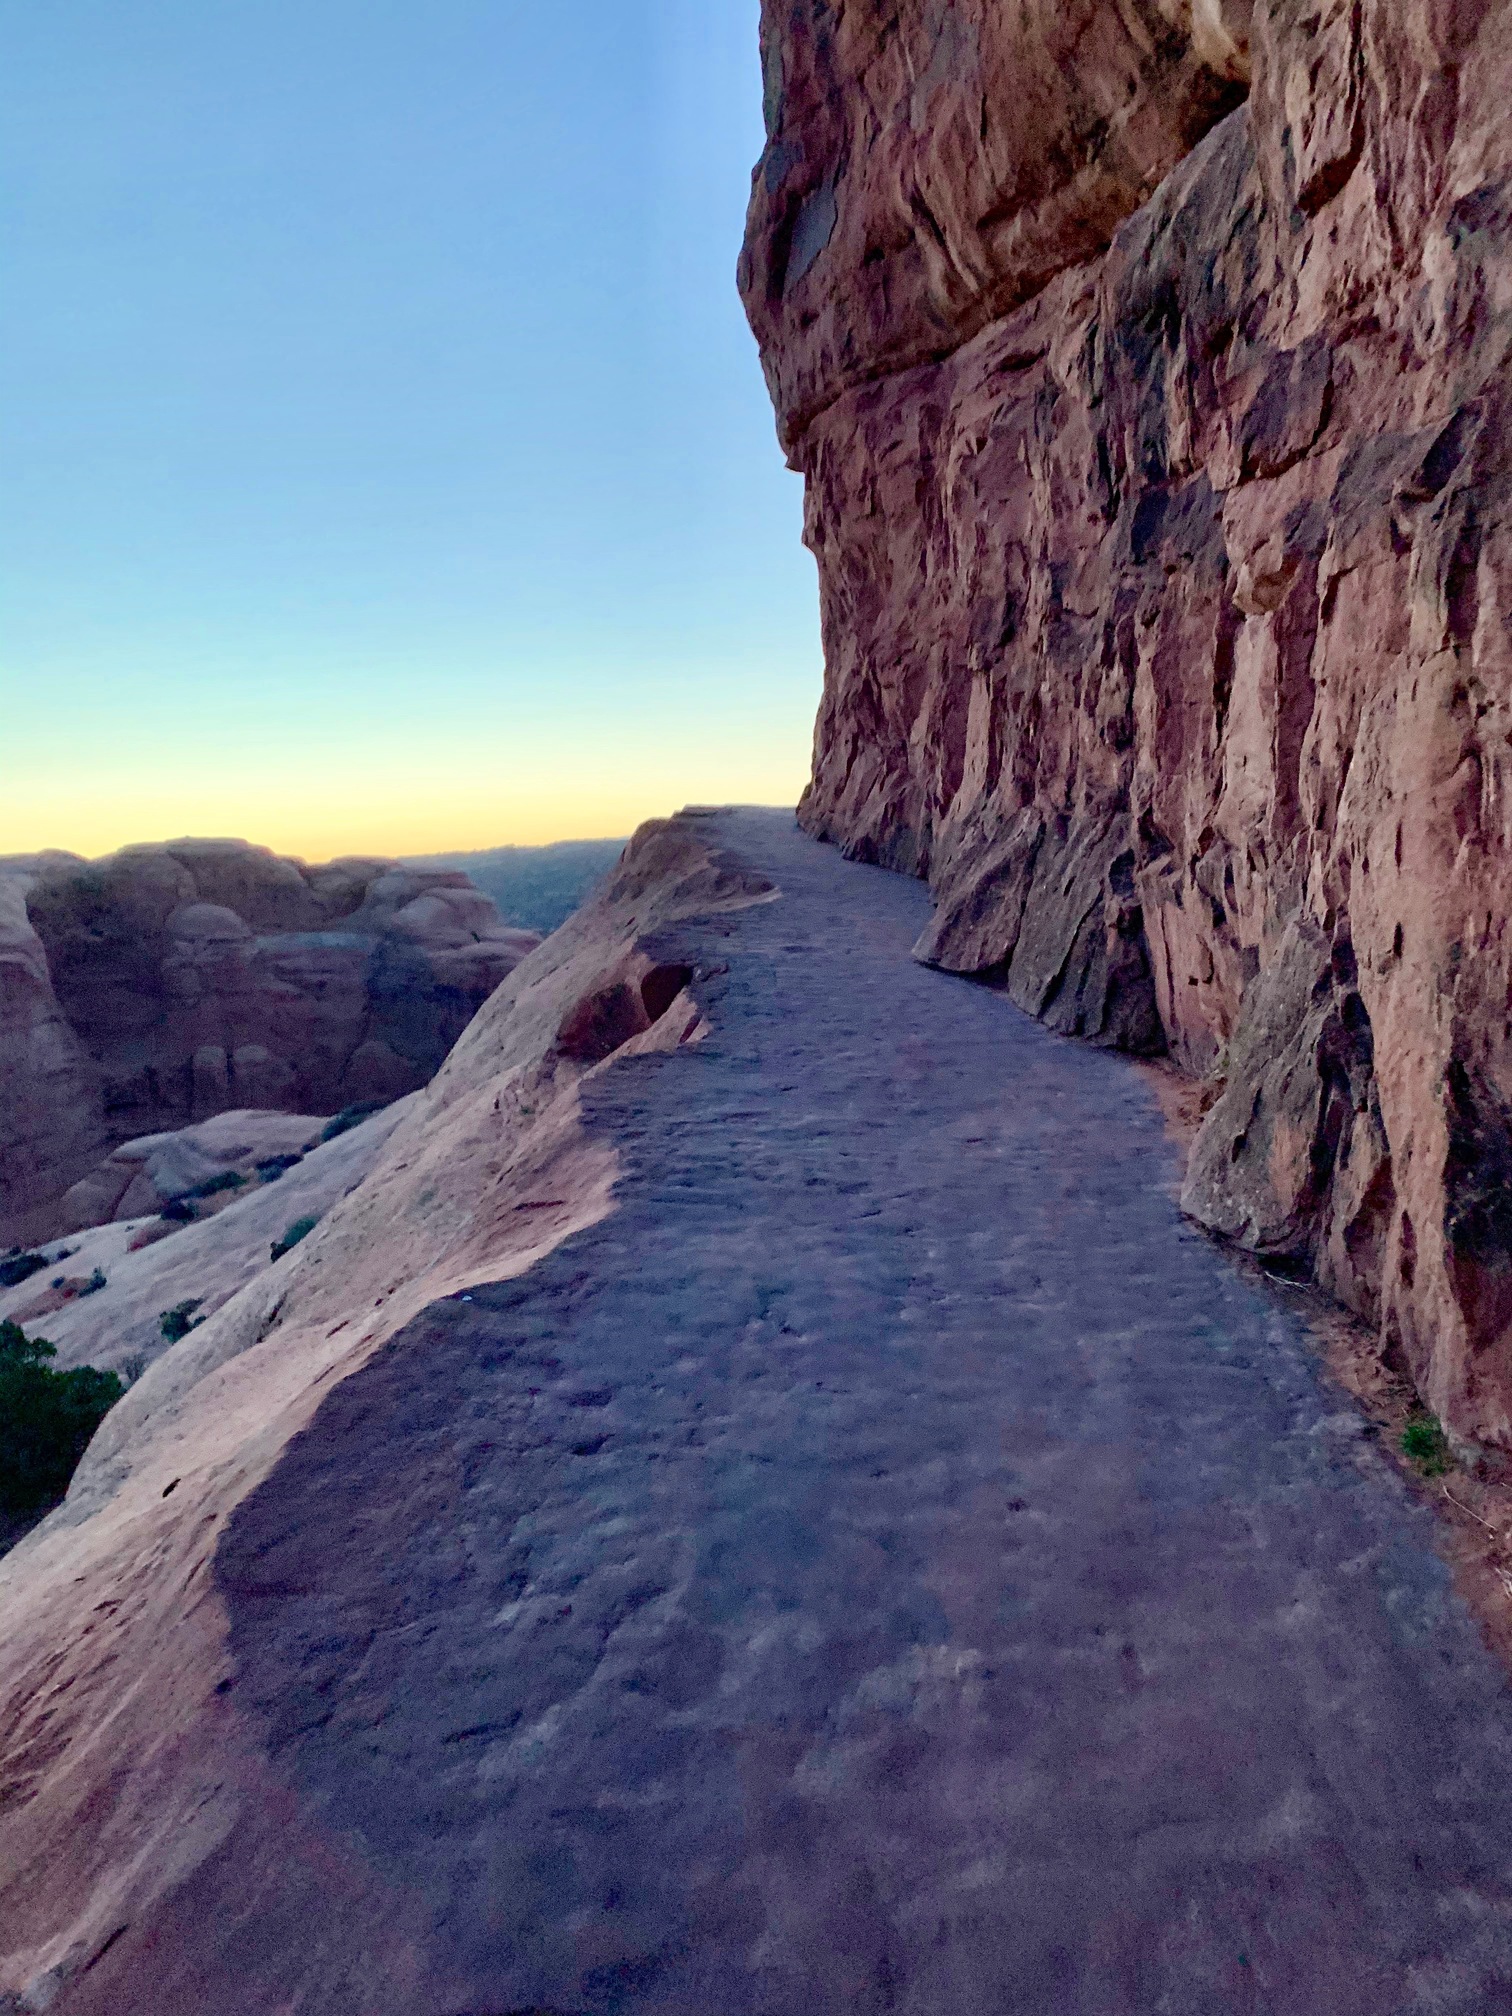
[56,1110,326,1234]
[0,841,539,1242]
[0,814,761,2014]
[6,813,1512,2012]
[0,1105,408,1386]
[744,0,1512,1444]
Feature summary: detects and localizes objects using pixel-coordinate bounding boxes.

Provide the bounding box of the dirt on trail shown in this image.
[27,809,1512,2013]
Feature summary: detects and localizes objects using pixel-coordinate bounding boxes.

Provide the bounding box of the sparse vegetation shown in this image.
[271,1215,318,1262]
[0,1251,48,1290]
[256,1153,303,1182]
[80,1267,107,1296]
[0,1320,124,1519]
[1402,1413,1453,1476]
[120,1353,148,1385]
[319,1100,388,1145]
[159,1299,205,1343]
[160,1170,243,1219]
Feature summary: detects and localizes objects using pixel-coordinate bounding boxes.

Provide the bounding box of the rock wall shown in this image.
[0,858,110,1249]
[0,841,539,1241]
[743,1,1512,1446]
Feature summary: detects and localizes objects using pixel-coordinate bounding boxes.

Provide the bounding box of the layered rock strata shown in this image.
[743,0,1512,1445]
[0,842,539,1241]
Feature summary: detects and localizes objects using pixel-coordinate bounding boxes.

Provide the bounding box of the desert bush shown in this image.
[255,1153,303,1182]
[319,1100,387,1145]
[188,1170,244,1199]
[1401,1413,1452,1476]
[0,1320,124,1518]
[0,1251,48,1290]
[271,1215,318,1262]
[159,1299,205,1343]
[159,1197,196,1224]
[80,1267,107,1296]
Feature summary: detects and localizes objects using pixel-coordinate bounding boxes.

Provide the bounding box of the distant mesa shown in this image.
[0,837,542,1243]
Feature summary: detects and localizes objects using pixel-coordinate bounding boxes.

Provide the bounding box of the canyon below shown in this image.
[7,0,1512,2007]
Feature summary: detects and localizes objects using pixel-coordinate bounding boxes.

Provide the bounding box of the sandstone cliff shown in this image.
[0,842,539,1242]
[743,0,1512,1447]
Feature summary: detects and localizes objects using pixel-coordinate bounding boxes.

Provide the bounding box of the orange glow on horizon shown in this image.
[1,757,809,866]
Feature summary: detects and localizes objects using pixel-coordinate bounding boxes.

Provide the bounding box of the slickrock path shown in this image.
[222,810,1512,2014]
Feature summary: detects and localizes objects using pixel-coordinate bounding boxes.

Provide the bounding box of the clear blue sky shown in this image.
[0,0,818,857]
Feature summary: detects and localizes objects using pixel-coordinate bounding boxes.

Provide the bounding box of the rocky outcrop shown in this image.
[743,2,1512,1445]
[0,842,539,1241]
[0,816,767,2012]
[56,1110,329,1234]
[741,0,1251,451]
[0,1105,409,1386]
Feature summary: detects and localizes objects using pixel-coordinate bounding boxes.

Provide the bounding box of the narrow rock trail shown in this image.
[221,810,1512,2015]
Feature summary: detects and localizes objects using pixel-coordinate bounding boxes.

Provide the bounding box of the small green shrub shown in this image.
[320,1100,387,1145]
[256,1153,303,1182]
[188,1170,244,1199]
[0,1320,124,1518]
[0,1251,47,1290]
[79,1267,106,1296]
[159,1299,205,1343]
[1401,1413,1452,1476]
[159,1197,196,1224]
[271,1215,318,1263]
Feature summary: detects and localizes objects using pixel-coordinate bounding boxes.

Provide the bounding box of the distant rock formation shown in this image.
[0,840,539,1241]
[743,1,1512,1448]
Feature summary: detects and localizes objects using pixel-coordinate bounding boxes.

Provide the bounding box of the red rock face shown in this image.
[744,0,1512,1446]
[740,0,1253,451]
[0,840,539,1241]
[0,859,110,1246]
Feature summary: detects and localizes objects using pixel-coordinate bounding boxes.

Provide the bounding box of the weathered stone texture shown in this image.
[744,0,1512,1444]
